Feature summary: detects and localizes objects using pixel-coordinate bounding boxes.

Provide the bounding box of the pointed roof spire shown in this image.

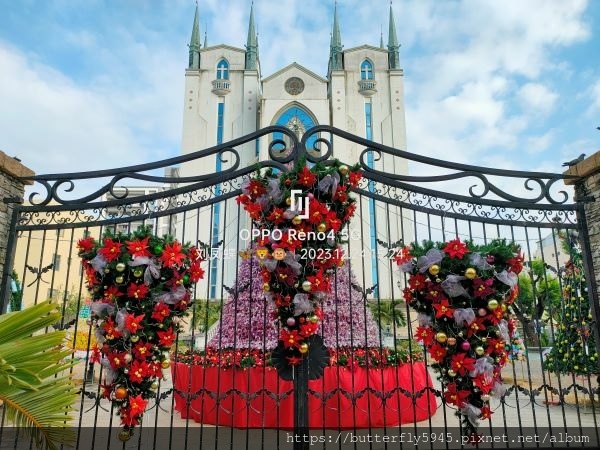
[188,2,201,69]
[203,30,208,48]
[380,24,384,49]
[387,1,401,69]
[245,2,258,70]
[329,1,343,71]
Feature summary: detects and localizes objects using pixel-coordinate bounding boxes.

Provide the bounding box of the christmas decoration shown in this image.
[397,238,523,437]
[78,226,205,437]
[236,160,361,377]
[544,237,600,376]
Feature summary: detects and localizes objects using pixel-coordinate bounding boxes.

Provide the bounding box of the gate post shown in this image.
[564,151,600,353]
[0,151,34,313]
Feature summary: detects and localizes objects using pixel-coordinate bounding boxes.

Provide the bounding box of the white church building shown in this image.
[178,3,410,300]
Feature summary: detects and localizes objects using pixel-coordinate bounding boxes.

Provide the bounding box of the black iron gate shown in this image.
[1,126,598,449]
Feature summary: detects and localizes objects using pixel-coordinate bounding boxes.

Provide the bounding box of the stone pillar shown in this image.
[564,150,600,352]
[0,150,34,313]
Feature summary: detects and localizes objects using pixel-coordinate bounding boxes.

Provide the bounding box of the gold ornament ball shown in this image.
[309,315,319,324]
[447,369,457,377]
[161,359,171,369]
[501,303,507,312]
[487,299,499,310]
[263,282,271,291]
[338,165,349,176]
[465,267,477,279]
[104,268,110,274]
[116,262,126,272]
[475,346,485,356]
[292,215,302,225]
[317,222,327,233]
[133,268,144,278]
[130,335,140,343]
[115,276,125,284]
[435,332,448,343]
[118,430,131,442]
[447,337,457,346]
[299,343,309,354]
[302,280,312,292]
[481,394,491,402]
[428,264,440,276]
[286,197,292,206]
[124,353,133,363]
[150,381,160,390]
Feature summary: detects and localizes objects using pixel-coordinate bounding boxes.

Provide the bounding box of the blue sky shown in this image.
[0,0,599,176]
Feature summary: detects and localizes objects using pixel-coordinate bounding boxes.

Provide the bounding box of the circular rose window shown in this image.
[284,77,305,95]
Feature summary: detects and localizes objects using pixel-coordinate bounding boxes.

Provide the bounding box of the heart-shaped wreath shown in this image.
[396,238,523,438]
[78,226,205,440]
[236,161,361,377]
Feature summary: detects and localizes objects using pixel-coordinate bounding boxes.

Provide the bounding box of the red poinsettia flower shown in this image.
[450,352,476,376]
[160,241,186,268]
[90,345,102,363]
[443,382,471,408]
[103,285,123,303]
[266,207,286,225]
[297,166,317,187]
[122,394,148,427]
[393,246,412,265]
[325,211,342,232]
[77,237,96,254]
[408,273,427,291]
[279,231,303,252]
[124,313,145,334]
[348,171,362,187]
[157,327,176,347]
[334,185,348,202]
[415,326,435,346]
[236,194,250,205]
[480,405,492,420]
[507,249,524,274]
[307,270,330,293]
[127,282,150,299]
[98,238,123,262]
[146,361,162,378]
[428,342,447,362]
[126,237,151,258]
[343,203,357,221]
[402,287,414,302]
[473,278,495,299]
[189,261,205,282]
[308,198,328,224]
[425,284,446,302]
[473,374,494,394]
[286,355,303,366]
[128,359,150,383]
[466,317,486,337]
[105,349,128,369]
[276,265,298,287]
[433,298,455,319]
[280,328,301,349]
[132,342,153,360]
[103,317,122,341]
[299,321,318,337]
[152,302,171,322]
[442,238,469,259]
[247,179,267,197]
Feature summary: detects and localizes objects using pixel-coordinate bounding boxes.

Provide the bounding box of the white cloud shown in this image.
[518,83,558,112]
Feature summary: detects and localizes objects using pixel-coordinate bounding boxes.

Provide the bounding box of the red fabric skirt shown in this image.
[172,363,437,428]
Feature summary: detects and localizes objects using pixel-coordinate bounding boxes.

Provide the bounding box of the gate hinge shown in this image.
[3,196,23,205]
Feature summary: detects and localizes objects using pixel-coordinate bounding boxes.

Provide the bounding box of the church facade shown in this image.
[179,3,410,300]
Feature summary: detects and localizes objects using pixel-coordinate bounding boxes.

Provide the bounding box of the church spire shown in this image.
[203,29,208,48]
[188,2,201,69]
[380,25,384,49]
[387,2,401,69]
[329,1,343,71]
[245,2,258,70]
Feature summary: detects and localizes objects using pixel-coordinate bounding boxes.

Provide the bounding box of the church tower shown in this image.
[179,3,409,299]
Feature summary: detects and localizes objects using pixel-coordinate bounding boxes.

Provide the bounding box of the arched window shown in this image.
[271,104,319,156]
[216,59,229,80]
[360,59,374,80]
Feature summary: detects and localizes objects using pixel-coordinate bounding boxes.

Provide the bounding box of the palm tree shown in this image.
[368,299,407,335]
[0,300,78,450]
